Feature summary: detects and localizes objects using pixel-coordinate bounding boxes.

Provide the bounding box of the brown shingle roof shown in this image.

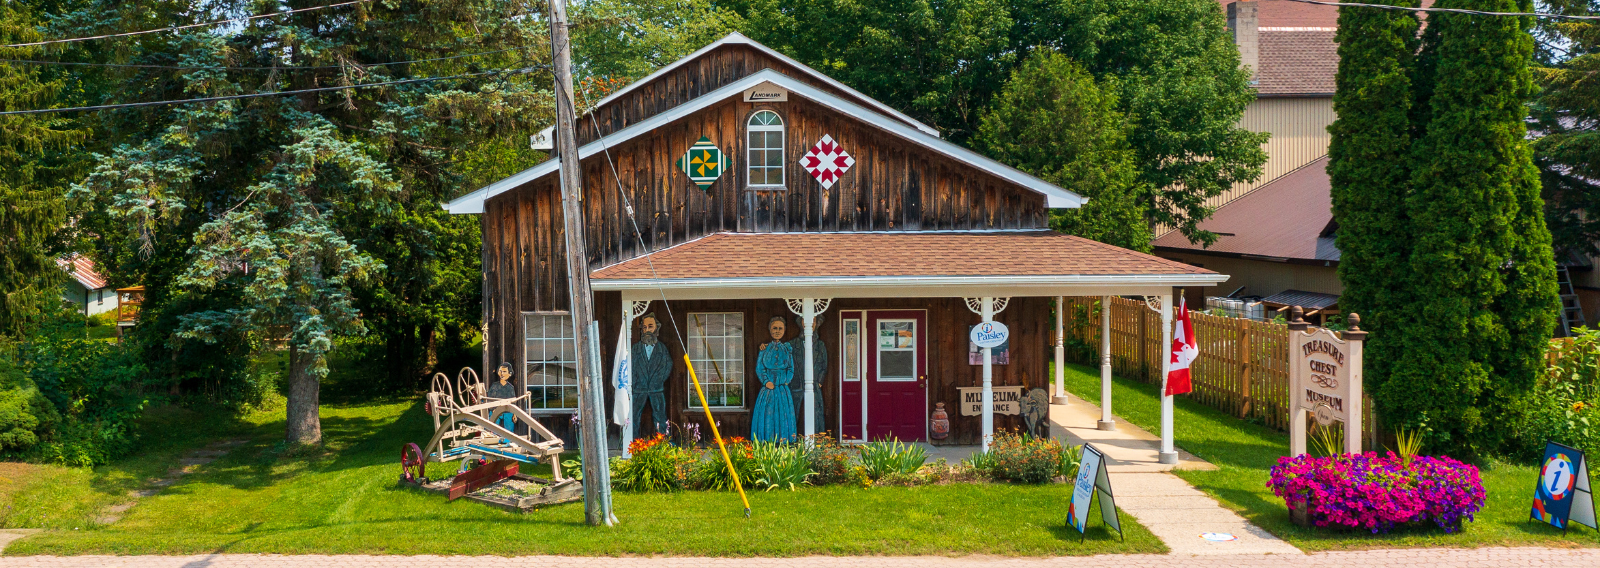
[1152,156,1336,261]
[592,231,1214,280]
[56,255,107,289]
[1257,29,1338,95]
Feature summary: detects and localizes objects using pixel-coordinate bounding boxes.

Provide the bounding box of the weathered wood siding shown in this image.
[576,44,918,145]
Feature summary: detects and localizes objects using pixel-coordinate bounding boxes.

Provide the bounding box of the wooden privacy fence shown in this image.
[1059,297,1377,444]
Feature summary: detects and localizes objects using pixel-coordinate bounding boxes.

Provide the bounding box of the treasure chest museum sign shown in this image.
[1287,309,1367,457]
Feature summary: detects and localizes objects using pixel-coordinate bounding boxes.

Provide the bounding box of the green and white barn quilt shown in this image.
[676,136,727,191]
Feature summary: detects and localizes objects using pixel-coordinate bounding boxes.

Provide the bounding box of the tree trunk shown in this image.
[285,344,322,445]
[421,321,438,381]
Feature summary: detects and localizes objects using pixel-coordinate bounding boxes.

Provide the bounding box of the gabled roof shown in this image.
[1152,155,1336,262]
[580,32,938,138]
[56,255,107,290]
[445,69,1086,214]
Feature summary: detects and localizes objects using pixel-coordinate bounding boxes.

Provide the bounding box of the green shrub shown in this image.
[690,436,757,491]
[986,430,1064,484]
[752,440,813,491]
[1513,331,1600,461]
[613,434,695,492]
[805,433,855,485]
[0,358,58,453]
[857,437,927,481]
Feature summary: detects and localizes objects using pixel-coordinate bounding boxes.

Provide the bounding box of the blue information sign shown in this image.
[1065,443,1122,542]
[1531,441,1595,532]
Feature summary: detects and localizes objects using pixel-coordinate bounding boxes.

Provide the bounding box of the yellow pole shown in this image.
[684,354,751,517]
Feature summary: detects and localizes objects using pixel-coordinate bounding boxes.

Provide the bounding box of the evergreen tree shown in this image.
[0,4,87,335]
[67,0,554,444]
[974,51,1151,251]
[1392,0,1557,454]
[1326,0,1418,433]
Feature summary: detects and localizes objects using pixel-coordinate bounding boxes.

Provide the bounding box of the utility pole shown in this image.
[546,0,616,526]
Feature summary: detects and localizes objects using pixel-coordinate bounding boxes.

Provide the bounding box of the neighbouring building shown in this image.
[58,255,117,317]
[445,33,1225,447]
[1155,0,1341,320]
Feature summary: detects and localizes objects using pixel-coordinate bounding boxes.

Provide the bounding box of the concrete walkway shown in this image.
[1,549,1596,567]
[1048,398,1302,556]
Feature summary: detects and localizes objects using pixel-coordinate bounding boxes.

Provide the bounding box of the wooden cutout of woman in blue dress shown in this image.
[751,316,797,442]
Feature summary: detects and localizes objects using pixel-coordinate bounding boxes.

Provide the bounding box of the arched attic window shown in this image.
[747,110,785,189]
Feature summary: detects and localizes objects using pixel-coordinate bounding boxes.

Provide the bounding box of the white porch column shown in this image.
[1052,296,1068,405]
[963,297,1009,452]
[981,297,995,451]
[786,298,832,439]
[1157,292,1177,464]
[1098,295,1116,431]
[619,296,651,458]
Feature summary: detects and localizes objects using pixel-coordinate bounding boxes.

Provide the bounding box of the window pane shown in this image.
[881,351,915,379]
[688,312,744,408]
[523,313,578,410]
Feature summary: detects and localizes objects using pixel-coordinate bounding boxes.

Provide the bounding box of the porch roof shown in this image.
[591,231,1228,300]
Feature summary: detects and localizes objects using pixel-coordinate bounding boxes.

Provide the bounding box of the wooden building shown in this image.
[445,33,1227,449]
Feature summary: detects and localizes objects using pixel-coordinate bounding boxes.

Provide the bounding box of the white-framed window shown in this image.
[687,312,745,409]
[746,110,785,189]
[523,312,580,410]
[876,319,917,382]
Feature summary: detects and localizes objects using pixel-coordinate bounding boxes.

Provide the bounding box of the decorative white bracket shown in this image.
[1142,295,1163,313]
[963,297,1010,316]
[626,299,652,320]
[785,298,833,316]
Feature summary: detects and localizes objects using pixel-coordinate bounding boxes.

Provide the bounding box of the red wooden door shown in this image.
[866,310,927,442]
[839,311,866,442]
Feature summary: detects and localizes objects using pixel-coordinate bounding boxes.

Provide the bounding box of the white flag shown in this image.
[611,324,632,427]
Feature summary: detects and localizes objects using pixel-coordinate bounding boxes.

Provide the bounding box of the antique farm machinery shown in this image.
[399,367,582,511]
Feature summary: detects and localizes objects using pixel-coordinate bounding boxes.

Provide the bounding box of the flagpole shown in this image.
[1158,291,1177,465]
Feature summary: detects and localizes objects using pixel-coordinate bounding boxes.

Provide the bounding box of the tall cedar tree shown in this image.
[1393,0,1558,453]
[1327,0,1418,431]
[67,0,553,444]
[974,51,1152,252]
[0,5,86,335]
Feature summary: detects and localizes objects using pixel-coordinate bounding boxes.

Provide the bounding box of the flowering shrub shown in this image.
[1267,452,1485,533]
[613,434,696,491]
[982,430,1064,484]
[805,433,857,485]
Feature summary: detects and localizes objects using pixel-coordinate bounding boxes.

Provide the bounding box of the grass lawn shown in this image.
[1056,362,1600,551]
[3,396,1163,556]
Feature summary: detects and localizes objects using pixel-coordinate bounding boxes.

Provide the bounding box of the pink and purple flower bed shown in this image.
[1267,452,1486,533]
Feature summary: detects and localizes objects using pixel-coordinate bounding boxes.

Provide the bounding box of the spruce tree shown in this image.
[1392,0,1557,454]
[1327,0,1418,437]
[0,5,86,335]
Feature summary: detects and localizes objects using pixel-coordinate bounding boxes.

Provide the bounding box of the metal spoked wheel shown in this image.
[400,442,426,484]
[429,372,454,415]
[456,367,482,407]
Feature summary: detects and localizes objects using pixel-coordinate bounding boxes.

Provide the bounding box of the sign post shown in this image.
[1287,307,1365,457]
[1066,443,1123,542]
[1532,441,1597,533]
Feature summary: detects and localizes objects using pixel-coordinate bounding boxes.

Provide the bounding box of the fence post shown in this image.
[1137,301,1148,380]
[1239,318,1252,419]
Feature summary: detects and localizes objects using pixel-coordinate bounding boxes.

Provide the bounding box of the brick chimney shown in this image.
[1228,1,1260,81]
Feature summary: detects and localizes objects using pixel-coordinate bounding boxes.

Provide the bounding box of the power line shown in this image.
[0,46,536,71]
[1282,0,1600,20]
[4,0,373,48]
[0,66,544,116]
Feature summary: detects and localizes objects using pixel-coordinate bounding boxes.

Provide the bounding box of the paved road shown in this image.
[0,548,1597,567]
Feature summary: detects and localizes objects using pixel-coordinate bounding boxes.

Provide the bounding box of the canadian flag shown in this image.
[1166,297,1198,396]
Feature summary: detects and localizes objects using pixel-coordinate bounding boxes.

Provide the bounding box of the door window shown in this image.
[876,320,917,382]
